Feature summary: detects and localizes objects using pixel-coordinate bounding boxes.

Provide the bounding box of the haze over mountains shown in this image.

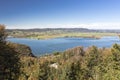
[7,28,120,33]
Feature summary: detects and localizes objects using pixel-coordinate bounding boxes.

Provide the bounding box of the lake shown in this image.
[8,36,120,56]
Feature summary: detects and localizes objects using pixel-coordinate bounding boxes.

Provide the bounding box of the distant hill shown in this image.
[7,28,120,33]
[7,28,91,32]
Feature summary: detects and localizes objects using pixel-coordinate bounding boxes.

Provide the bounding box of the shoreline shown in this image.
[8,32,119,40]
[10,35,118,40]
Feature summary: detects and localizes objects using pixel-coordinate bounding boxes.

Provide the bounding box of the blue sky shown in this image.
[0,0,120,29]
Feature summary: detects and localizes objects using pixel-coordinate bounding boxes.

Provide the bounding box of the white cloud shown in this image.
[6,22,120,29]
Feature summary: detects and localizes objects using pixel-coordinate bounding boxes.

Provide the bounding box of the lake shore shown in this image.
[27,32,118,40]
[8,36,120,56]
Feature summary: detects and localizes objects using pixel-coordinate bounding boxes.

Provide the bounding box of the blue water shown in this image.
[8,36,120,56]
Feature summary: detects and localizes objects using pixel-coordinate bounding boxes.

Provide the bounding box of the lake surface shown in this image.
[8,36,120,56]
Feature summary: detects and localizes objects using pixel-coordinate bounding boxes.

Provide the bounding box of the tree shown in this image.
[0,25,6,43]
[85,46,102,80]
[66,63,77,80]
[39,61,50,80]
[0,25,20,80]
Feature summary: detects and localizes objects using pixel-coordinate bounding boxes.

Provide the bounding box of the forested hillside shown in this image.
[0,25,20,79]
[18,44,120,80]
[1,25,120,80]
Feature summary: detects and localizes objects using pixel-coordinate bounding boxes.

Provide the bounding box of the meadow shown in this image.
[8,29,119,39]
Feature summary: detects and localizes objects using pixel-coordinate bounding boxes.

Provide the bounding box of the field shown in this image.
[28,32,118,39]
[8,30,119,39]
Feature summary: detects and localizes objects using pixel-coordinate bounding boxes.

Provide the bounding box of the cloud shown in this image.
[6,22,120,29]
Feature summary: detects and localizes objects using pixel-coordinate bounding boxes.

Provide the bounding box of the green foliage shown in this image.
[0,25,7,43]
[2,25,120,80]
[0,25,20,80]
[39,61,50,80]
[17,44,120,80]
[53,52,60,56]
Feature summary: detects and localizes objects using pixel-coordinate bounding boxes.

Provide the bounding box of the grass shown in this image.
[28,32,119,39]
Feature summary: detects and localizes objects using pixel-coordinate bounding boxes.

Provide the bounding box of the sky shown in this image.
[0,0,120,29]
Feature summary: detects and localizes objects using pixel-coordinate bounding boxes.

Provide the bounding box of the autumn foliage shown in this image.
[0,25,20,79]
[1,25,120,80]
